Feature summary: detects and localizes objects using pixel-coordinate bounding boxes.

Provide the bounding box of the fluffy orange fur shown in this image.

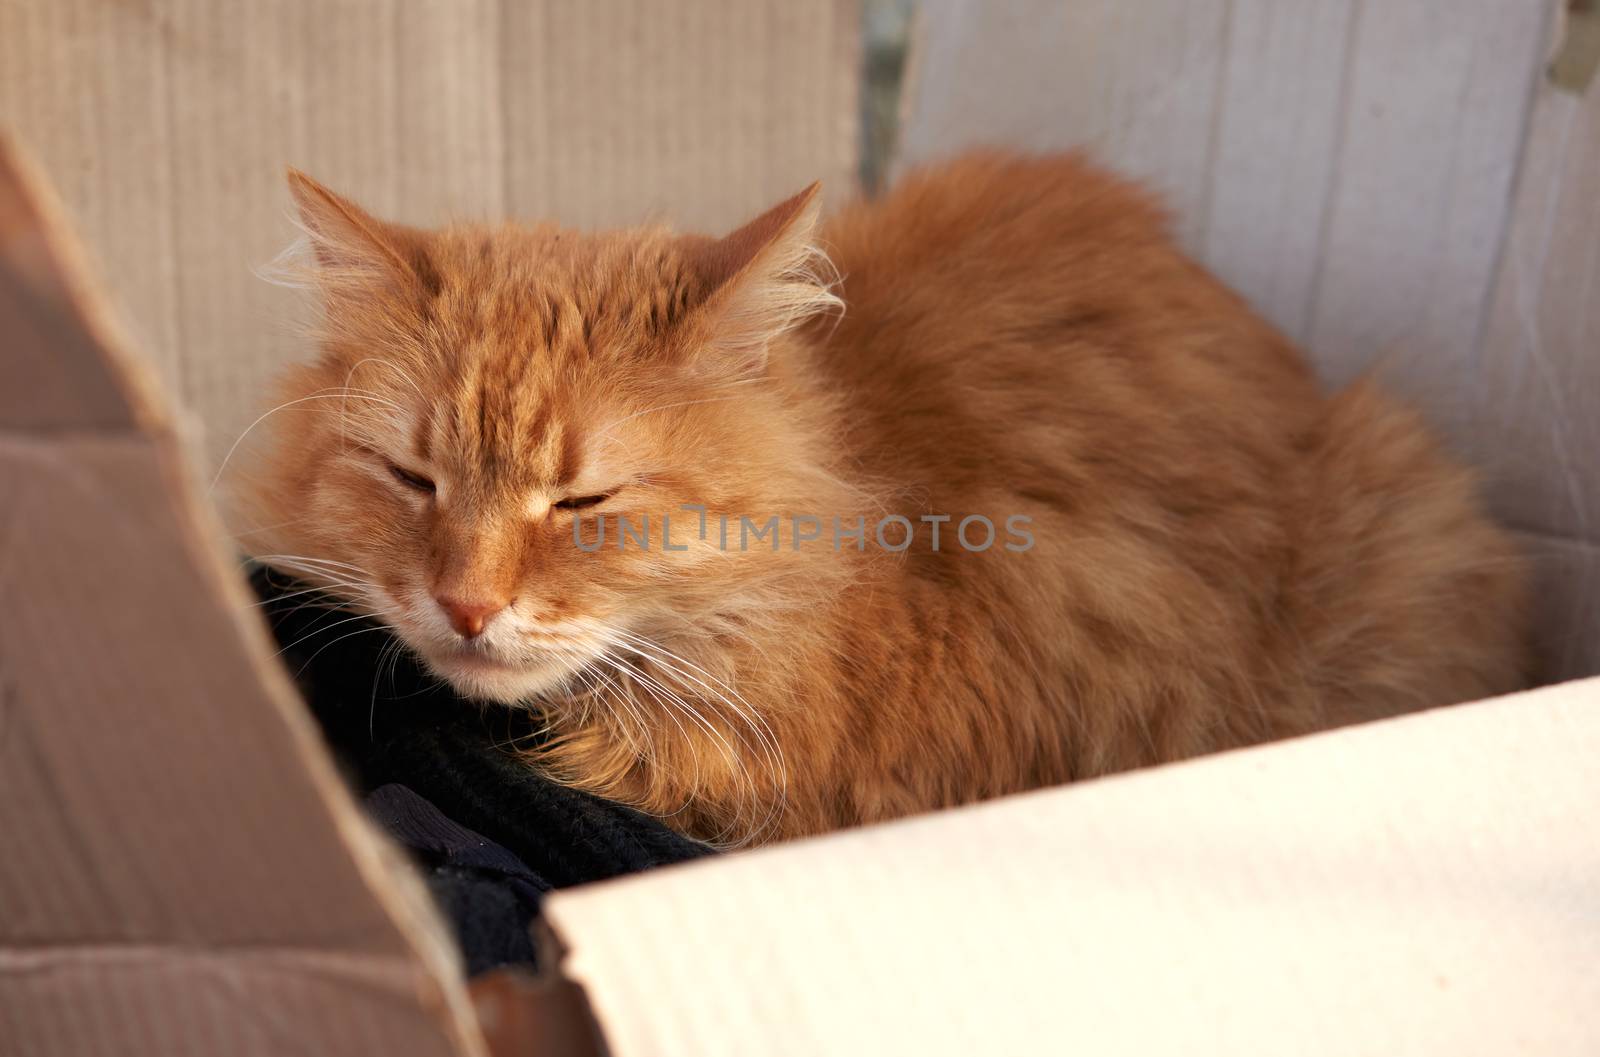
[242,152,1529,846]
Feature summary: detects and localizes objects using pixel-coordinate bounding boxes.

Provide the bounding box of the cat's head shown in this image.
[241,171,853,705]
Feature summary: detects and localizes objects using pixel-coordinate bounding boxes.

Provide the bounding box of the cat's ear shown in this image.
[285,168,426,288]
[688,182,838,376]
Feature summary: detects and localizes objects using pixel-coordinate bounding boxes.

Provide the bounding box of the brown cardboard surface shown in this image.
[0,0,861,479]
[0,144,484,1057]
[898,0,1600,680]
[469,967,608,1057]
[545,675,1600,1056]
[0,161,142,432]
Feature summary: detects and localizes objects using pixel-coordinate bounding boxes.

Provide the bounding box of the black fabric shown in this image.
[367,783,545,974]
[250,567,712,974]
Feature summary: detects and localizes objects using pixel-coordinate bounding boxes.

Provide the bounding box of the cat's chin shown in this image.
[420,647,577,706]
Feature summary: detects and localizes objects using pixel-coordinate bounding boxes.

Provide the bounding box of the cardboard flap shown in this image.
[0,149,142,431]
[545,677,1600,1056]
[0,143,484,1057]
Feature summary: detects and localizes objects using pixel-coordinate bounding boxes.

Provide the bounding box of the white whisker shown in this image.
[210,390,407,493]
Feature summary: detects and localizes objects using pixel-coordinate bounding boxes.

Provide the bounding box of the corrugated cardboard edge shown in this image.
[541,676,1600,1056]
[0,138,491,1057]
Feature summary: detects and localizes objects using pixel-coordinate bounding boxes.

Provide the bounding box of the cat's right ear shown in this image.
[682,182,839,378]
[285,169,424,288]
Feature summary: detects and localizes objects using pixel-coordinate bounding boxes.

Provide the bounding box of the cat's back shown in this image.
[814,150,1320,508]
[823,150,1174,304]
[810,151,1527,763]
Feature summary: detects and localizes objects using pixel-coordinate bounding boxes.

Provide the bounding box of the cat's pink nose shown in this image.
[436,595,507,639]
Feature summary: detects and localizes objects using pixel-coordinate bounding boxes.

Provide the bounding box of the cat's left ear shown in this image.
[285,168,430,291]
[686,182,838,376]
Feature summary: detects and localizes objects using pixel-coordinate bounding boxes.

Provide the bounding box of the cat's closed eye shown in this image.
[388,462,436,495]
[554,491,616,511]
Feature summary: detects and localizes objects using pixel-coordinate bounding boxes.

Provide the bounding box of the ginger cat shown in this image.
[243,152,1528,845]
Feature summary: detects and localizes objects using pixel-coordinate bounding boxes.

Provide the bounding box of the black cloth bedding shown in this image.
[250,567,713,975]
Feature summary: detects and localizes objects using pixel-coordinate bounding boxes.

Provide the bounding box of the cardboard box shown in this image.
[0,143,484,1057]
[3,1,1597,1054]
